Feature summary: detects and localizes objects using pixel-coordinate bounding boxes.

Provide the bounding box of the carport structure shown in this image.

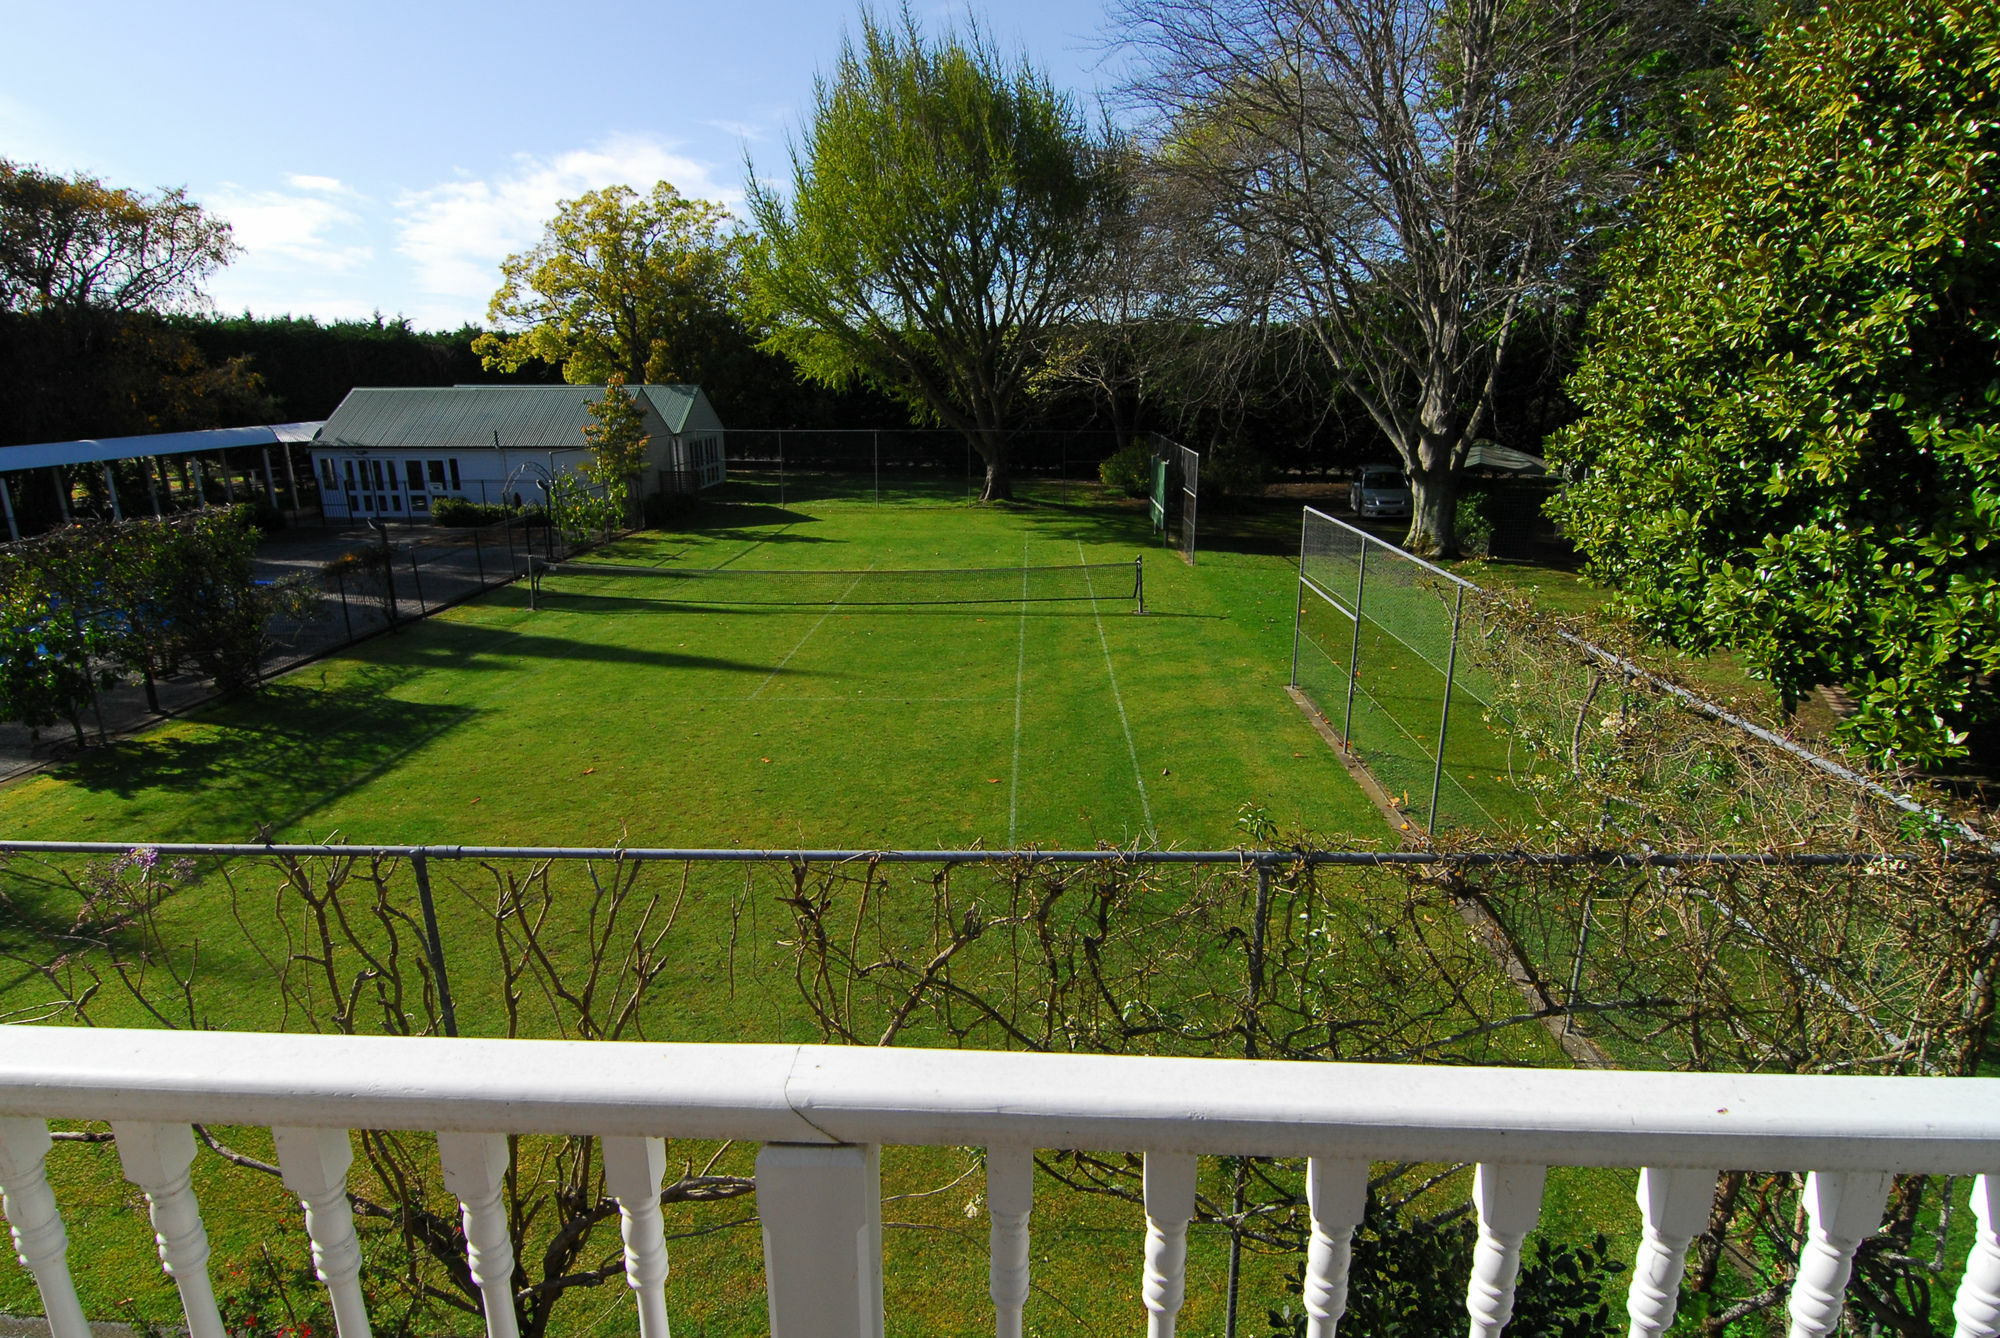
[0,421,323,541]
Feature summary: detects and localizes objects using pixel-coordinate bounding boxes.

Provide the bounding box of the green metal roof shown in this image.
[315,384,710,451]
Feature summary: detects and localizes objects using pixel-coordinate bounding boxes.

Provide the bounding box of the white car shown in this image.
[1351,464,1412,519]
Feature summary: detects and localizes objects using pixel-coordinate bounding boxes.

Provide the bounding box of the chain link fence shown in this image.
[0,506,619,783]
[1290,506,1505,831]
[724,429,1126,507]
[1150,434,1200,565]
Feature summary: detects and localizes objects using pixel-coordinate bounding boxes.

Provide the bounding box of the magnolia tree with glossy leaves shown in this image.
[1548,0,2000,767]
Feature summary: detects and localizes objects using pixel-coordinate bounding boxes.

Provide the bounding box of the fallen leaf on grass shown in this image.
[986,778,1001,784]
[761,757,772,763]
[582,767,596,775]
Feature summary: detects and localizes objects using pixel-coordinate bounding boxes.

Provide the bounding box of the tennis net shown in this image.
[528,556,1146,611]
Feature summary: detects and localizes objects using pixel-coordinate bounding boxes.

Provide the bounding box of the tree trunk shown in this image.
[1406,375,1462,554]
[1407,465,1458,556]
[976,430,1013,502]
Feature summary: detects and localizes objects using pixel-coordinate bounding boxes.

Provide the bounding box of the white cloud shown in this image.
[393,134,737,320]
[284,172,353,194]
[210,179,372,273]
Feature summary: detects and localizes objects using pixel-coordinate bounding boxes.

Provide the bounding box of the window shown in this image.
[343,460,356,485]
[320,458,337,488]
[406,460,425,490]
[448,458,461,490]
[428,460,446,487]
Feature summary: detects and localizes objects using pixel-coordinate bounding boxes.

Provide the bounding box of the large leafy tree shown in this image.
[1549,0,2000,767]
[0,159,234,314]
[475,183,750,388]
[745,11,1123,501]
[0,160,266,507]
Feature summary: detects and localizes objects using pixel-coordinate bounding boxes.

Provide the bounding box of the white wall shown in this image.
[310,448,594,521]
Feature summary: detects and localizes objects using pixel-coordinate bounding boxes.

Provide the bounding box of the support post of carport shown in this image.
[146,460,161,516]
[282,443,302,518]
[0,475,17,541]
[190,458,204,505]
[102,463,123,522]
[219,450,235,504]
[260,447,279,509]
[51,467,69,522]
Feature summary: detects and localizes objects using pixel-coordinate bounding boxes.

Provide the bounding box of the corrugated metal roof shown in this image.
[319,384,713,451]
[0,423,320,472]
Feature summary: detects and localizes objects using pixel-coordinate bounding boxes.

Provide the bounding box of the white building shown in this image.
[309,384,725,522]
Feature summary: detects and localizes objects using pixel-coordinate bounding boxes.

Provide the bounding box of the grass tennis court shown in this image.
[0,484,1380,848]
[0,487,1657,1335]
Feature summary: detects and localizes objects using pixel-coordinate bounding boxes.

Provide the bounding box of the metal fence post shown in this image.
[1562,897,1594,1038]
[409,854,460,1038]
[1290,511,1307,688]
[334,567,353,642]
[472,524,486,586]
[410,550,427,616]
[779,431,786,508]
[1428,583,1466,835]
[873,429,880,503]
[1342,540,1368,745]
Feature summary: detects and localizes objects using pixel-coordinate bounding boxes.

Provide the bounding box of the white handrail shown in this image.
[1,1028,1996,1171]
[3,1026,1999,1338]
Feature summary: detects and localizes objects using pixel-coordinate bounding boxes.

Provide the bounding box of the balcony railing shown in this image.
[0,1026,1996,1338]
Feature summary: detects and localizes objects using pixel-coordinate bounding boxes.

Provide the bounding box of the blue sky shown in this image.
[0,0,1122,329]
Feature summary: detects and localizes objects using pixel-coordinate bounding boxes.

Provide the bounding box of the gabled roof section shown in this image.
[638,385,700,434]
[316,385,711,451]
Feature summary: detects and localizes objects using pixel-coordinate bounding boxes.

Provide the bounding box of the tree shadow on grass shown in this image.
[374,619,824,674]
[51,680,478,815]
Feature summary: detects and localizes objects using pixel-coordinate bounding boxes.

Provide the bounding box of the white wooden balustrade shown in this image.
[0,1026,1996,1338]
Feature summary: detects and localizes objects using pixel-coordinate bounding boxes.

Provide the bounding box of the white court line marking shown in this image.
[1009,536,1029,846]
[1078,540,1155,841]
[748,567,871,700]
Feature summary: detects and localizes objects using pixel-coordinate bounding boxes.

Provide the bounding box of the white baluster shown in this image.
[0,1117,91,1338]
[1142,1152,1199,1338]
[273,1126,373,1338]
[601,1136,670,1338]
[1302,1158,1368,1338]
[987,1146,1034,1338]
[1627,1167,1718,1338]
[111,1121,225,1338]
[437,1131,520,1338]
[1788,1170,1892,1338]
[755,1142,884,1338]
[1467,1162,1546,1338]
[1952,1175,1999,1338]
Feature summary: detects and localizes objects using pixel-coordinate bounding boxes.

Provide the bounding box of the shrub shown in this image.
[431,497,512,527]
[1454,487,1495,556]
[1099,440,1153,497]
[1201,441,1268,508]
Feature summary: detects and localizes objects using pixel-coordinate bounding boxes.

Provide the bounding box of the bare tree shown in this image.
[1116,0,1701,552]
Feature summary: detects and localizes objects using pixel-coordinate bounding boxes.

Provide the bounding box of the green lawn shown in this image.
[0,485,1455,1334]
[0,486,1377,850]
